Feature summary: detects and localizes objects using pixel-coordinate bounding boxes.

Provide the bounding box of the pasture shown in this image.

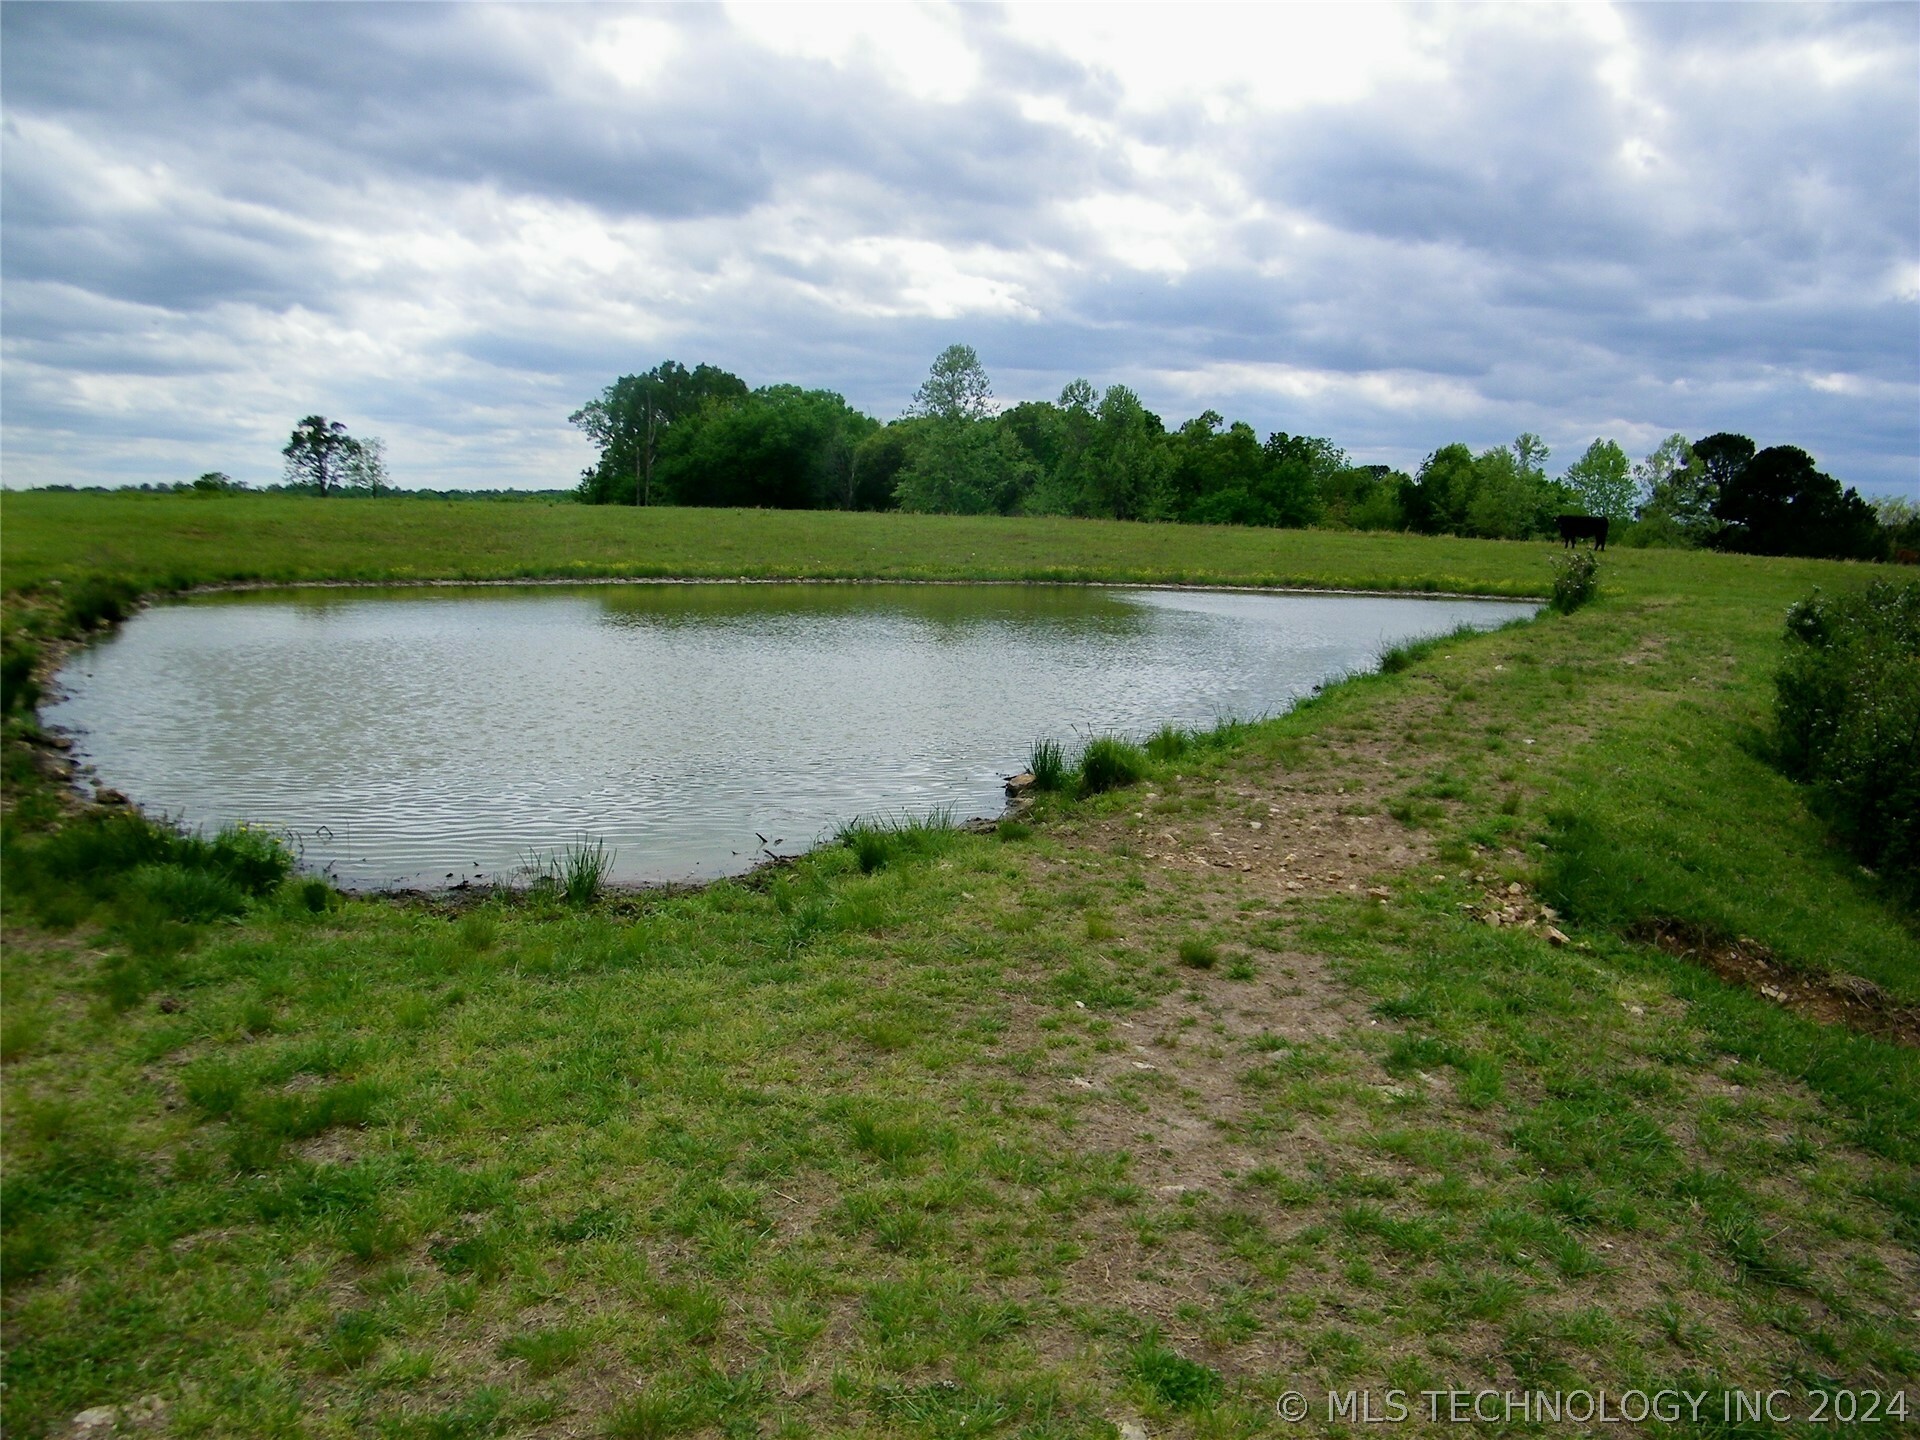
[1,494,1914,1438]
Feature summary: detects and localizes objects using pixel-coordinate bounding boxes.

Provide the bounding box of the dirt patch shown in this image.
[1632,918,1920,1049]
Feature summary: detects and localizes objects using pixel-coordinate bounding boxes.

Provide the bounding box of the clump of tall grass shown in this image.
[1126,1333,1223,1410]
[835,807,958,874]
[525,836,614,906]
[1548,549,1601,614]
[1145,724,1191,762]
[1027,737,1068,792]
[1076,734,1148,796]
[1775,580,1920,899]
[2,810,293,927]
[1177,936,1220,970]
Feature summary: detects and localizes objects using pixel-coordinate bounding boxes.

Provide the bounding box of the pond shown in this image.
[46,583,1536,888]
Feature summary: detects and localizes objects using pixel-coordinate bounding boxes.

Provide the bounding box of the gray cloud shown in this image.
[2,1,1913,496]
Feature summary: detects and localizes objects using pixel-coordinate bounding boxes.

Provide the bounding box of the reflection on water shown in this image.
[47,583,1535,888]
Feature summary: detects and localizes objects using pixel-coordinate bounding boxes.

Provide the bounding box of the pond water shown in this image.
[47,583,1535,888]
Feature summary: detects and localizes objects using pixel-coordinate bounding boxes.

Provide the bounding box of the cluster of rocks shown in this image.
[1460,880,1572,945]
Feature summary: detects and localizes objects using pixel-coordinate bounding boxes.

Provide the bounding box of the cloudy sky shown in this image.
[4,2,1916,496]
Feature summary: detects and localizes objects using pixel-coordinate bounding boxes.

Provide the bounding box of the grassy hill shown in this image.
[2,495,1913,1438]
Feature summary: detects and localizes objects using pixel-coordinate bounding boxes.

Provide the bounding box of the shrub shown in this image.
[1547,549,1600,614]
[1027,737,1068,792]
[1774,580,1920,899]
[1077,734,1147,796]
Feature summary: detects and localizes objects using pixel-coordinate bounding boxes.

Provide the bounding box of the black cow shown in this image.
[1556,514,1609,551]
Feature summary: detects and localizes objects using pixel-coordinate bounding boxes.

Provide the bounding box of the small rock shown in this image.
[1117,1422,1150,1440]
[1366,886,1392,899]
[95,788,128,806]
[70,1409,118,1435]
[1004,771,1036,796]
[1506,882,1522,895]
[1545,926,1570,946]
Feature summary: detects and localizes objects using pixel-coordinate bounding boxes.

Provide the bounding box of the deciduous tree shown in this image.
[571,362,748,505]
[1562,438,1635,522]
[282,416,357,494]
[906,344,994,422]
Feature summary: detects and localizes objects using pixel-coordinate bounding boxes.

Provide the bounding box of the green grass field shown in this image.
[4,490,1605,597]
[2,496,1915,1438]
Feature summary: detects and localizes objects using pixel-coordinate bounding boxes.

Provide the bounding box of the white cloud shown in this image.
[1,2,1913,496]
[724,3,980,103]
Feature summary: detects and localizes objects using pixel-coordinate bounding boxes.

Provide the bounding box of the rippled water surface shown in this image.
[48,584,1535,887]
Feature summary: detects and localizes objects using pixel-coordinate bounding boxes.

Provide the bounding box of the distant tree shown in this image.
[1316,463,1406,531]
[343,436,389,494]
[192,471,240,493]
[894,420,1038,515]
[1693,432,1756,498]
[1712,445,1886,560]
[850,425,916,511]
[1466,446,1535,539]
[1512,432,1551,482]
[668,386,877,509]
[1562,439,1635,522]
[571,362,749,505]
[1403,443,1477,534]
[1629,433,1714,546]
[1082,385,1169,521]
[282,416,360,494]
[907,344,994,422]
[1260,432,1340,528]
[1871,494,1920,554]
[1466,437,1571,540]
[894,346,1041,515]
[998,397,1075,510]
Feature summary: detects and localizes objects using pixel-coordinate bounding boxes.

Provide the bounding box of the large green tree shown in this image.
[1712,445,1885,560]
[906,344,994,422]
[571,362,748,505]
[1562,438,1635,522]
[667,386,876,509]
[281,416,358,495]
[894,420,1038,515]
[1631,433,1714,546]
[893,346,1040,515]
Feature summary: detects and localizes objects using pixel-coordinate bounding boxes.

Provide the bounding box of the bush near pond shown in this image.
[1547,548,1600,614]
[1775,579,1920,899]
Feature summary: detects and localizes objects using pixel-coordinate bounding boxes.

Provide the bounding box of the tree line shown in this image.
[573,347,1911,561]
